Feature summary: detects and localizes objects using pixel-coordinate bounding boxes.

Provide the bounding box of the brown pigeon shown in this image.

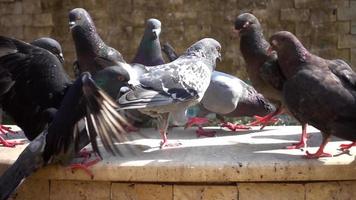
[269,31,356,158]
[234,13,308,149]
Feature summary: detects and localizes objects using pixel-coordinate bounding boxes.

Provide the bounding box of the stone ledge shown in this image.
[0,126,355,183]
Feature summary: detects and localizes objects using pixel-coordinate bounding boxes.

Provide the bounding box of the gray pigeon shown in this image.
[132,18,164,66]
[69,8,125,76]
[162,43,275,137]
[118,38,221,148]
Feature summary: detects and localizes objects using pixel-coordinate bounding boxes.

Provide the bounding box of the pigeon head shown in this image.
[269,31,309,61]
[186,38,222,67]
[145,18,161,40]
[69,8,96,32]
[234,13,261,36]
[93,66,130,99]
[31,37,64,63]
[269,31,309,77]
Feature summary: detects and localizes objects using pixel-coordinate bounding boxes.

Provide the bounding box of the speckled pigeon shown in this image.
[162,43,275,137]
[269,31,356,158]
[69,8,125,76]
[234,13,308,149]
[0,72,130,200]
[117,38,221,148]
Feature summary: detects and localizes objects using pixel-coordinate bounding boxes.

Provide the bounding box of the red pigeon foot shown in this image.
[0,125,17,135]
[287,124,308,149]
[160,139,182,149]
[304,150,332,159]
[196,127,216,137]
[339,141,356,150]
[68,156,101,179]
[124,125,139,133]
[248,115,279,128]
[185,117,210,129]
[0,136,24,147]
[220,122,250,131]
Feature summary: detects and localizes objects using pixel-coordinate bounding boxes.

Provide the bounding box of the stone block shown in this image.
[269,0,294,8]
[310,8,337,25]
[337,2,356,21]
[338,21,351,34]
[0,26,24,39]
[280,8,310,21]
[32,13,54,27]
[50,180,111,200]
[0,1,22,14]
[305,181,356,200]
[10,179,49,200]
[24,27,53,40]
[0,14,32,27]
[239,183,305,200]
[112,183,173,200]
[352,21,356,34]
[173,185,238,200]
[338,34,356,48]
[295,0,349,8]
[22,0,41,14]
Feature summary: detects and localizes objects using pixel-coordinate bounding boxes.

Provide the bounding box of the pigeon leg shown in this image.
[287,123,308,149]
[304,134,332,159]
[220,121,251,131]
[0,135,24,147]
[184,117,210,129]
[123,124,139,133]
[159,113,182,148]
[0,125,17,135]
[248,107,283,129]
[196,127,216,137]
[68,157,101,179]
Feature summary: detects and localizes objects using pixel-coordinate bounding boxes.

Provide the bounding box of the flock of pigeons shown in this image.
[0,7,355,199]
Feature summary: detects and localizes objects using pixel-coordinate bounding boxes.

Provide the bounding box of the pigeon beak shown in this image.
[217,53,222,62]
[69,21,76,29]
[58,53,65,63]
[152,28,161,39]
[267,46,274,56]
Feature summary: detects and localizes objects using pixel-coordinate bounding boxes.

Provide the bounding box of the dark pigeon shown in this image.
[0,36,71,147]
[132,18,164,66]
[162,43,275,136]
[31,37,64,63]
[234,13,308,149]
[117,38,221,148]
[0,72,130,200]
[69,8,125,76]
[269,31,356,158]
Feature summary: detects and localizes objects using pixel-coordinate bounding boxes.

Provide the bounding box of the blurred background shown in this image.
[0,0,354,79]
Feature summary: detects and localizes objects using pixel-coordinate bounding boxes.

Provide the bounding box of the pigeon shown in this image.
[269,31,356,158]
[0,36,72,145]
[69,8,125,76]
[132,18,164,66]
[0,72,130,200]
[162,43,275,136]
[117,38,221,148]
[31,37,64,64]
[234,13,308,149]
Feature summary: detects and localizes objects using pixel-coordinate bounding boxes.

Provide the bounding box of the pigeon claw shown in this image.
[304,150,332,159]
[220,122,250,131]
[185,117,210,129]
[0,136,24,148]
[338,141,356,150]
[0,125,17,135]
[196,127,216,137]
[68,155,101,179]
[160,140,182,149]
